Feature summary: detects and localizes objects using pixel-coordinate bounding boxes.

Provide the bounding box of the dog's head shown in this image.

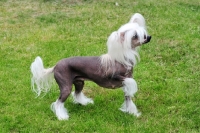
[107,23,151,49]
[118,13,151,49]
[105,13,151,67]
[118,23,151,49]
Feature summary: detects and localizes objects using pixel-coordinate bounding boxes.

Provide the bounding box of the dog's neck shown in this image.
[100,53,137,75]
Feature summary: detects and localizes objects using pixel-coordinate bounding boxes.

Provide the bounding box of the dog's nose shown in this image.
[143,35,151,44]
[147,36,151,42]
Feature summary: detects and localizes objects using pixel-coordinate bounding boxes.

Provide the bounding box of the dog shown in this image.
[30,13,151,120]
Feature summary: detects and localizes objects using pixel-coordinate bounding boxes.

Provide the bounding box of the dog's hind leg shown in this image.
[51,84,72,120]
[72,80,94,105]
[120,78,141,117]
[51,74,73,120]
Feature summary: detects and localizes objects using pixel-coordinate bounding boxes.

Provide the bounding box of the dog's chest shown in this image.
[97,69,132,89]
[94,76,123,89]
[101,80,123,89]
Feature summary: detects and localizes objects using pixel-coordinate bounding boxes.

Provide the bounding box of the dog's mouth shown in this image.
[143,36,151,44]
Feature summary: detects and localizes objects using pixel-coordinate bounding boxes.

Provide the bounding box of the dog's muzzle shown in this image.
[143,36,151,44]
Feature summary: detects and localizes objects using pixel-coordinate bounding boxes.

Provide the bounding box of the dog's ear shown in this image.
[120,32,125,43]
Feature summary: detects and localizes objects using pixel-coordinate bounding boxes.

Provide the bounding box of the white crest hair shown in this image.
[101,20,147,72]
[129,13,146,29]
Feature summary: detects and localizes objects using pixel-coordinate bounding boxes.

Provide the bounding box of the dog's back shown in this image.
[53,56,130,89]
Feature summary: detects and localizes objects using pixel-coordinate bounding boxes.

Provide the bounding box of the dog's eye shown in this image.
[133,34,138,39]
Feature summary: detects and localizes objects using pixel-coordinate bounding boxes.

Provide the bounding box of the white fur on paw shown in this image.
[119,101,141,117]
[72,91,94,105]
[51,100,69,120]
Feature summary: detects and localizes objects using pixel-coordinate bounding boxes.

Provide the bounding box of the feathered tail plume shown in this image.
[30,56,54,97]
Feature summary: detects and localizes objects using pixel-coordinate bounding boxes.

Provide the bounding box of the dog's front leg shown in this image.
[119,78,141,117]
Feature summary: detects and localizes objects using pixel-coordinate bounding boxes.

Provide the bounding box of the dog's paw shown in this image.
[134,112,141,117]
[51,100,69,120]
[119,101,141,117]
[72,91,94,105]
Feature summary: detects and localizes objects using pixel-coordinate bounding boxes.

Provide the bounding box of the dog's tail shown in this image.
[30,56,55,97]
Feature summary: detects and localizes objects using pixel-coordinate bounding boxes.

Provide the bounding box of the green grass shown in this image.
[0,0,199,132]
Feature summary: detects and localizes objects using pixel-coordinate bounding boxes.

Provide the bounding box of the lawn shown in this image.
[0,0,199,132]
